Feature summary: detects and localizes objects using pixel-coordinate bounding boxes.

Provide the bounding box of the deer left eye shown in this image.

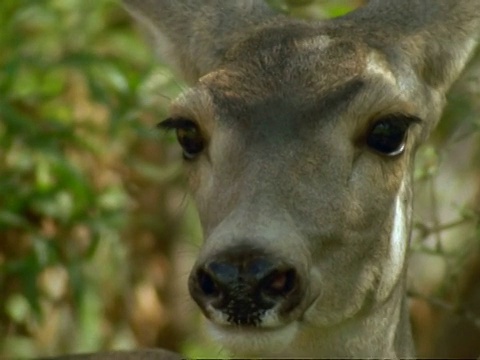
[366,115,419,156]
[159,118,205,160]
[176,123,204,160]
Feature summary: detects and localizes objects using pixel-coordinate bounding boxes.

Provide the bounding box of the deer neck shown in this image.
[284,279,414,358]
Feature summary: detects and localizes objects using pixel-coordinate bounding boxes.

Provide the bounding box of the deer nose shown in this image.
[189,250,300,326]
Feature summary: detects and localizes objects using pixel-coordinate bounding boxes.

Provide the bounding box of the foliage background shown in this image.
[0,0,479,358]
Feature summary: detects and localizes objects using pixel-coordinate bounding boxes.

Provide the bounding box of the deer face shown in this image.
[124,0,479,356]
[163,25,424,355]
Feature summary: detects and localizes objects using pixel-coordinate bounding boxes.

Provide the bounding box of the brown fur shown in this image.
[118,0,480,358]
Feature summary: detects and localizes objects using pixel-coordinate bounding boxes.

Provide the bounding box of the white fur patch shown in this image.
[391,181,407,269]
[377,180,408,299]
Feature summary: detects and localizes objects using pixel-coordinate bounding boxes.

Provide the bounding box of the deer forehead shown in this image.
[172,33,404,131]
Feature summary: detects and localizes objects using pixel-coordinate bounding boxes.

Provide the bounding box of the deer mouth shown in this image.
[194,274,318,357]
[206,320,299,356]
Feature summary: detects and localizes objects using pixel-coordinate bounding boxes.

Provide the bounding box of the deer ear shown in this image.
[353,1,480,93]
[412,26,479,92]
[123,0,274,84]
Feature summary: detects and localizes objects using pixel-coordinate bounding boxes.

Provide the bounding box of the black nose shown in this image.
[189,248,300,326]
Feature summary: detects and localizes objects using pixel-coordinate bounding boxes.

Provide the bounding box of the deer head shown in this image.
[124,0,480,357]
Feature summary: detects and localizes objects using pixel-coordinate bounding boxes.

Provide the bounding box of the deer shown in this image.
[48,0,480,358]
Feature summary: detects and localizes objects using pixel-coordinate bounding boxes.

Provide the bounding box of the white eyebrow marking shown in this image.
[295,35,332,50]
[366,51,397,86]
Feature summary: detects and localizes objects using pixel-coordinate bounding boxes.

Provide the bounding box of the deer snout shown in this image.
[189,248,303,327]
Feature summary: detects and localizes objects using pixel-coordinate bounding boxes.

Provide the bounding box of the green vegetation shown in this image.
[1,0,189,356]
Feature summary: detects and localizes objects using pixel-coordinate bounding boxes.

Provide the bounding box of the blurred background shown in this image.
[0,0,479,358]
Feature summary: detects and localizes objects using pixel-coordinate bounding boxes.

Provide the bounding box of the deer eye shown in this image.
[366,115,419,156]
[159,118,205,160]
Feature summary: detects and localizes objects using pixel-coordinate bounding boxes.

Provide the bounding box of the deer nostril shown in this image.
[197,268,220,297]
[262,269,297,298]
[189,254,303,323]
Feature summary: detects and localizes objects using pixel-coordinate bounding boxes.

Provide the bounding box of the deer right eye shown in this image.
[159,118,205,160]
[366,115,420,156]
